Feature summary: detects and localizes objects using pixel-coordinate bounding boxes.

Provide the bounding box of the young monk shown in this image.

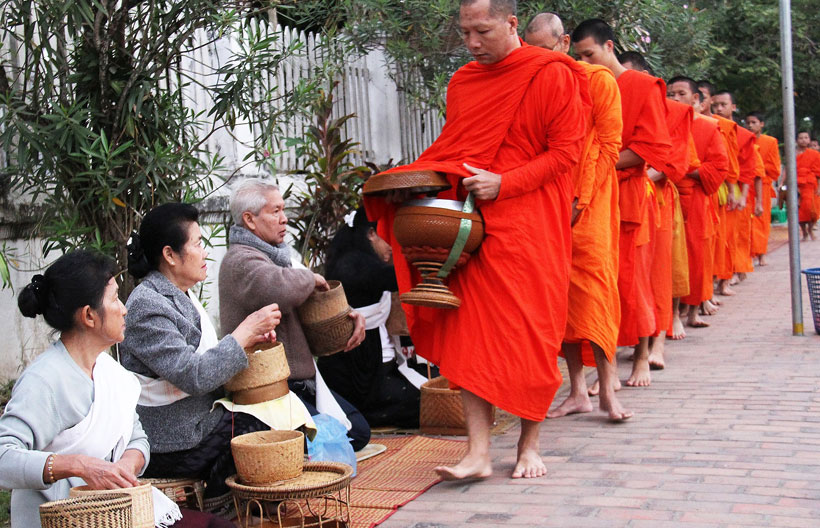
[366,0,590,480]
[668,77,729,328]
[796,131,820,240]
[620,52,692,367]
[746,112,781,265]
[713,91,758,282]
[524,13,631,421]
[572,19,672,388]
[698,81,739,299]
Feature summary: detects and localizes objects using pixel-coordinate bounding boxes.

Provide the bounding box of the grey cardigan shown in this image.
[219,242,317,380]
[119,271,248,452]
[0,341,149,528]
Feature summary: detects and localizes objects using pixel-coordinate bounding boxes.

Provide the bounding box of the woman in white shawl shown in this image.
[0,250,231,527]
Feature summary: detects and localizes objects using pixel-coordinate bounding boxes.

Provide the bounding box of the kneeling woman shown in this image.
[0,251,231,527]
[317,210,429,428]
[119,203,282,499]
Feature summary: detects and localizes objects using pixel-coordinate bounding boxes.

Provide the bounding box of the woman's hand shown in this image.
[232,303,282,348]
[343,311,367,352]
[51,454,139,490]
[314,273,330,291]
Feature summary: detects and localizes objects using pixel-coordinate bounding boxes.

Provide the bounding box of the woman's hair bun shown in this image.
[18,274,49,318]
[127,232,150,279]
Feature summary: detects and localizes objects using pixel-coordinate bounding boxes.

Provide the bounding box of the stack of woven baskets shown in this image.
[297,280,355,356]
[224,341,290,405]
[231,430,305,486]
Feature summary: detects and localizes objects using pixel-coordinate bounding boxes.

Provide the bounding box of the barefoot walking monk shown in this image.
[366,0,590,480]
[524,12,631,421]
[572,19,672,389]
[745,112,780,265]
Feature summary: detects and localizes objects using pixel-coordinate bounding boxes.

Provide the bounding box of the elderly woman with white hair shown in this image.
[218,178,371,451]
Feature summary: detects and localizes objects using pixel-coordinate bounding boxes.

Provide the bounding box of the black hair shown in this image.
[128,203,199,279]
[714,90,735,104]
[618,51,649,72]
[745,111,766,122]
[668,76,699,95]
[696,80,716,97]
[571,18,614,45]
[325,209,379,277]
[18,250,117,332]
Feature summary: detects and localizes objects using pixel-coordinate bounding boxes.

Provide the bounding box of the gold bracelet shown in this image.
[46,454,55,484]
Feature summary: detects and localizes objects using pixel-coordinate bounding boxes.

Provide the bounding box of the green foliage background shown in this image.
[281,0,819,140]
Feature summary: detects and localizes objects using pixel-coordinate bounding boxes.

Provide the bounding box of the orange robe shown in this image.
[652,100,693,335]
[365,44,591,421]
[713,117,740,281]
[564,63,622,366]
[671,135,700,299]
[796,148,820,223]
[615,70,672,347]
[731,126,756,274]
[680,115,728,306]
[751,134,781,256]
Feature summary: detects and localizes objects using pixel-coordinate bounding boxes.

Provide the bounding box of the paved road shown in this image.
[382,227,820,527]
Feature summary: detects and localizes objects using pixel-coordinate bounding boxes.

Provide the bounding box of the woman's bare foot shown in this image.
[434,452,492,481]
[547,393,593,418]
[626,358,651,387]
[511,447,546,479]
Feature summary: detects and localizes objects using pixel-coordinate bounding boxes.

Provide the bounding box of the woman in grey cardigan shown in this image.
[0,251,149,527]
[119,203,281,500]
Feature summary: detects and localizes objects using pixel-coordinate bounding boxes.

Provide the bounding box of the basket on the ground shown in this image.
[225,341,290,405]
[419,376,494,435]
[144,477,205,511]
[231,430,305,485]
[298,280,355,356]
[40,494,132,528]
[803,268,820,334]
[69,482,152,528]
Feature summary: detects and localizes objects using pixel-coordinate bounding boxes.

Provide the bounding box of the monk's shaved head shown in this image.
[460,0,516,18]
[668,76,699,96]
[571,18,615,46]
[697,80,716,97]
[525,12,564,38]
[714,90,735,104]
[618,51,650,73]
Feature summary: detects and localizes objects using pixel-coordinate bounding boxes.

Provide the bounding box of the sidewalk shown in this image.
[382,225,820,528]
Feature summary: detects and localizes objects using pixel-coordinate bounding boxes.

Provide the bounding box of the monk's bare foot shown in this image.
[670,315,686,340]
[512,447,546,479]
[699,300,718,316]
[718,281,736,296]
[757,255,768,266]
[710,297,722,306]
[729,275,740,286]
[434,452,492,481]
[547,394,593,418]
[738,272,747,282]
[648,350,665,370]
[588,378,621,396]
[599,391,633,421]
[811,231,817,241]
[626,358,651,387]
[687,312,710,328]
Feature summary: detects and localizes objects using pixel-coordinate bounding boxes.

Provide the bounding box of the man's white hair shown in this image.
[230,178,280,227]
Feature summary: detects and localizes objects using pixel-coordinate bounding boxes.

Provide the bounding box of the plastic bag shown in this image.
[306,413,357,477]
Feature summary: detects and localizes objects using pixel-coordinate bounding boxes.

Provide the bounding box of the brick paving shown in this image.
[381,225,820,528]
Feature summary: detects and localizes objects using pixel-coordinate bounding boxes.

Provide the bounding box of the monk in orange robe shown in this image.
[698,82,739,299]
[619,54,691,362]
[796,131,820,240]
[365,0,590,480]
[746,112,781,265]
[668,77,728,329]
[524,13,631,421]
[573,19,672,388]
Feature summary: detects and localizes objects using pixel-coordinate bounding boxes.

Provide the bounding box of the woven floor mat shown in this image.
[348,435,465,528]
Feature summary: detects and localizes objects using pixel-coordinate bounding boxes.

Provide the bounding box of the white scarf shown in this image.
[46,352,182,527]
[354,291,427,389]
[134,291,219,407]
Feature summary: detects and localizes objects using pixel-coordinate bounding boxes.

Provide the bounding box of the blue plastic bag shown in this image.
[306,414,357,477]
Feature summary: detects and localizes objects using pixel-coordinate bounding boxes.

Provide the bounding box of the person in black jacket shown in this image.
[318,209,431,428]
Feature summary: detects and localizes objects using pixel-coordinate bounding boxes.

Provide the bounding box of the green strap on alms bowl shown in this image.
[437,193,475,278]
